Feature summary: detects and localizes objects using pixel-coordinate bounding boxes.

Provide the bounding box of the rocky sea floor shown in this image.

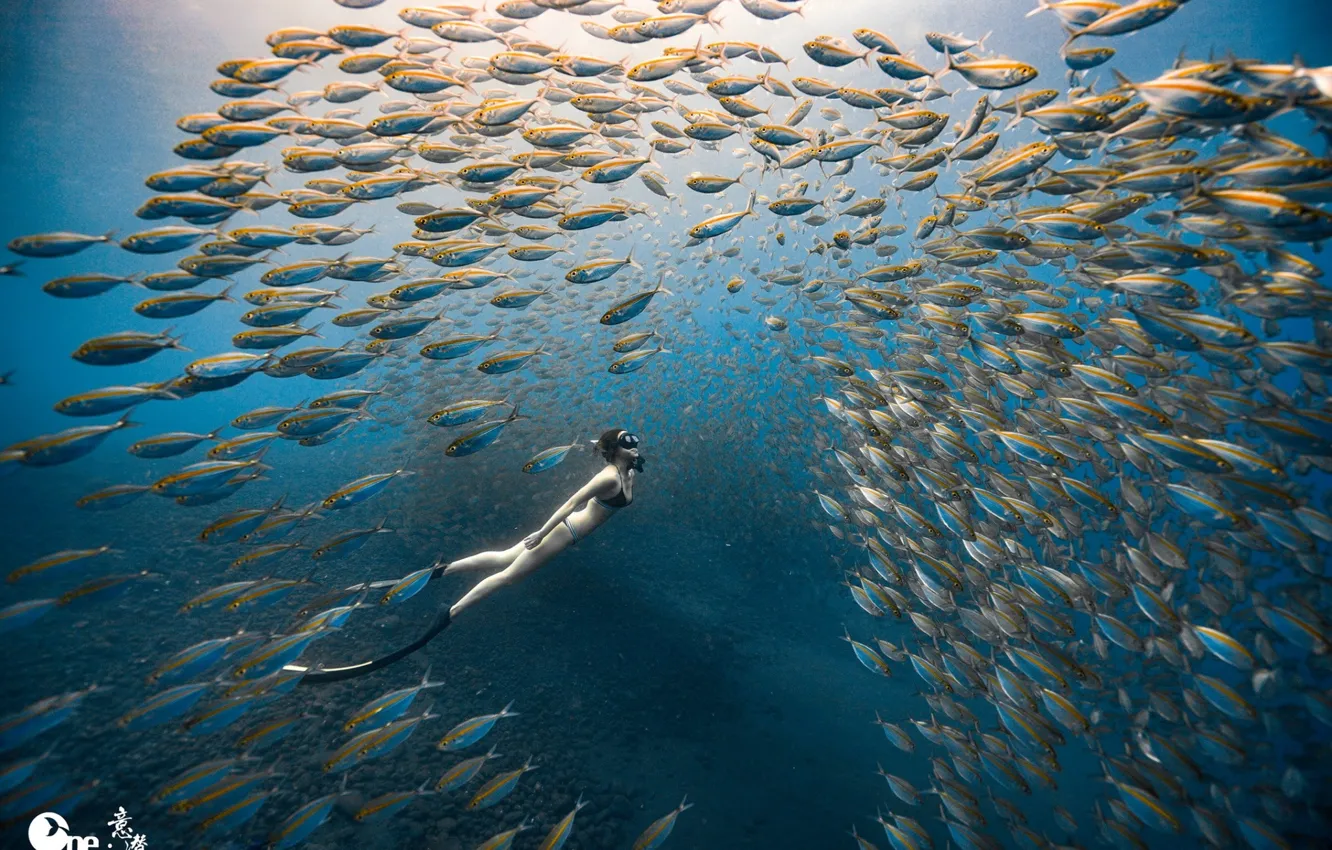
[5,477,900,848]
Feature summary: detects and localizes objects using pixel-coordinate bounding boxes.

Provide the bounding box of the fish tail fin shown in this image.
[1109,68,1134,91]
[101,229,118,243]
[1057,25,1083,54]
[1088,171,1120,197]
[356,405,381,424]
[692,33,713,66]
[1025,0,1050,15]
[501,699,519,716]
[936,47,955,79]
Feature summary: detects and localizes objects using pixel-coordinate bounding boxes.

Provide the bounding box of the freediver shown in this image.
[287,428,643,684]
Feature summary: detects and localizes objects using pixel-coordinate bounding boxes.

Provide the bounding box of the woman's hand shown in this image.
[522,531,544,550]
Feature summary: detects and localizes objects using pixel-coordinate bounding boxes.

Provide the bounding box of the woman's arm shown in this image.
[522,472,616,548]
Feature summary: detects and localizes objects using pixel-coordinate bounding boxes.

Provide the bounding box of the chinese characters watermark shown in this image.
[106,808,146,850]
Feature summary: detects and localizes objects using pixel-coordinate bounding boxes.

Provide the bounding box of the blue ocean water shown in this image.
[2,1,1332,849]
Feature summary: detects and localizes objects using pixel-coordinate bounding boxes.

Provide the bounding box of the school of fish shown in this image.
[3,0,1332,847]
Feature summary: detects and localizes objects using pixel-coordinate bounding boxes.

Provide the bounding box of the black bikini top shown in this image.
[594,468,632,510]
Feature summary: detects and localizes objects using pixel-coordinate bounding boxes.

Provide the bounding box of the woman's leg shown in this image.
[449,524,572,617]
[440,541,525,575]
[290,528,570,686]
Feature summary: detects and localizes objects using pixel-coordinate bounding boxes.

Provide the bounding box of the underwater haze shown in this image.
[2,1,1332,850]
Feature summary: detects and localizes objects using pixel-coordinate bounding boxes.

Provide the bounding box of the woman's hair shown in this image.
[595,428,626,463]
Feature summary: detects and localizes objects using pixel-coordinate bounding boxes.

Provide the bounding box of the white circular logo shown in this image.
[28,812,69,850]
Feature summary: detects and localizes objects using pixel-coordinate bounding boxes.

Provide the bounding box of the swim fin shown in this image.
[287,606,451,686]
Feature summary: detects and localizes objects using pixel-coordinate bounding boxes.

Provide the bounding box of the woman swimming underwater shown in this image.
[287,428,642,685]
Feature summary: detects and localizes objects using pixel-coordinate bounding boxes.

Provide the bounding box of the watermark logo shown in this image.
[27,812,98,850]
[27,808,145,850]
[107,808,146,850]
